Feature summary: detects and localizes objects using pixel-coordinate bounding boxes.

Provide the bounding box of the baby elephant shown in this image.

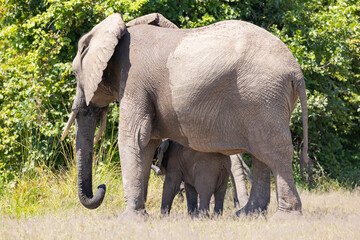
[158,139,230,216]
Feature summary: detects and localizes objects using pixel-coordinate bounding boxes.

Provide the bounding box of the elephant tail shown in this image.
[295,73,313,182]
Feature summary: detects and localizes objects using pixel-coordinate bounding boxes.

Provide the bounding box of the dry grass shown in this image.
[1,160,359,239]
[1,171,360,240]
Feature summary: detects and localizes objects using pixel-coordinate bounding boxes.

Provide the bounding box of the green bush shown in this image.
[279,0,360,184]
[0,0,359,190]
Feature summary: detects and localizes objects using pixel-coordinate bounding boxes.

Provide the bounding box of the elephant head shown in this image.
[61,13,178,210]
[61,13,126,209]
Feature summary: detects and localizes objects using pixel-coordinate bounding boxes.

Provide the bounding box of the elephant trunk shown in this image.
[75,107,106,209]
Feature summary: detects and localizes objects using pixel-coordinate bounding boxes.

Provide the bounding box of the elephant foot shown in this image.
[117,209,148,221]
[235,203,268,218]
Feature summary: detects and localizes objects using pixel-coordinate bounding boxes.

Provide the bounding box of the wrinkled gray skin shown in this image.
[62,12,309,217]
[158,139,243,215]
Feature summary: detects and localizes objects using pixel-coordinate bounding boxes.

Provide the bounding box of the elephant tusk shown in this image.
[151,164,162,175]
[93,110,108,145]
[61,110,79,141]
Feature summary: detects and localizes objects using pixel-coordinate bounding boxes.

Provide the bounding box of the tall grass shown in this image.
[0,169,119,218]
[0,108,126,217]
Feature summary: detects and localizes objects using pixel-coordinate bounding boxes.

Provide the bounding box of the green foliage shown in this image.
[280,0,360,184]
[0,0,359,191]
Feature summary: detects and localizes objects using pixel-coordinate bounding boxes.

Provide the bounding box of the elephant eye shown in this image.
[80,44,89,55]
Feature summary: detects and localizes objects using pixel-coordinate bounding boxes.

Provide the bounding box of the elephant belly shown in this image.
[159,93,250,154]
[173,111,249,154]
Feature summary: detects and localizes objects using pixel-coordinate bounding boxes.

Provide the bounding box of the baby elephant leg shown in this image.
[185,183,198,215]
[195,178,215,216]
[161,173,182,214]
[197,191,212,216]
[213,179,228,215]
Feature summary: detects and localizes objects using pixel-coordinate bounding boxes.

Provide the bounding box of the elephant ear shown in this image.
[126,13,178,29]
[157,139,170,168]
[76,13,126,105]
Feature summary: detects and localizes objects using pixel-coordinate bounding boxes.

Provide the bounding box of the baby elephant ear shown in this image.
[77,13,126,105]
[126,13,178,29]
[158,139,170,167]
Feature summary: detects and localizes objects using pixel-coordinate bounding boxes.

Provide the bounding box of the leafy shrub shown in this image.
[280,0,360,184]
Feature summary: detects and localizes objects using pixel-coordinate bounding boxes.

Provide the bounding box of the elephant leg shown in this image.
[237,156,270,215]
[143,141,161,203]
[196,181,213,216]
[119,138,159,215]
[268,146,302,215]
[230,154,249,209]
[195,162,220,216]
[184,183,198,215]
[118,109,160,215]
[197,192,212,217]
[161,172,182,214]
[213,179,228,215]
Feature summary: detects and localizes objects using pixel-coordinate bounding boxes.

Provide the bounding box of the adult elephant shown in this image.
[62,13,309,217]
